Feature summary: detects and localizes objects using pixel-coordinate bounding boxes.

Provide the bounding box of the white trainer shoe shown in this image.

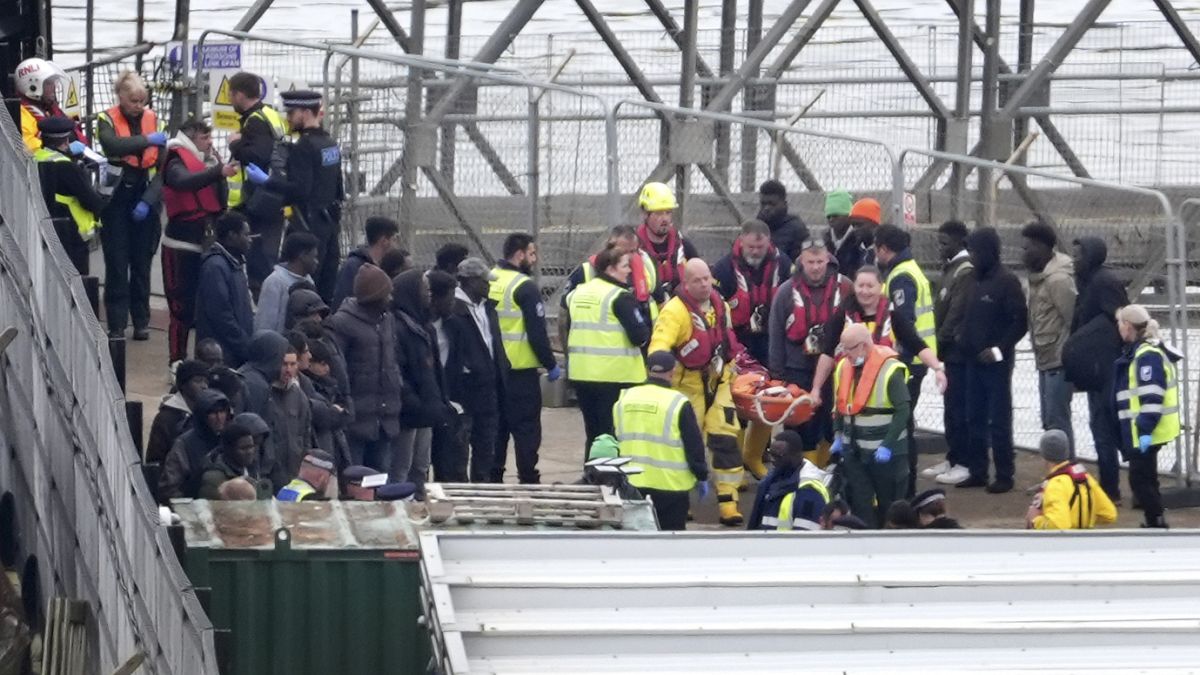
[936,465,971,485]
[921,460,950,478]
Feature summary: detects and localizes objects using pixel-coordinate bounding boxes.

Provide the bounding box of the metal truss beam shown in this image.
[644,0,715,79]
[764,0,841,79]
[1154,0,1200,68]
[363,0,411,51]
[232,0,275,32]
[704,0,813,113]
[422,166,495,264]
[696,164,748,223]
[463,121,525,195]
[852,0,952,120]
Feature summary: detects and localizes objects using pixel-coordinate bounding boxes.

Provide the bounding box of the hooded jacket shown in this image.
[761,211,809,261]
[747,461,830,531]
[961,228,1028,361]
[1027,251,1076,370]
[1063,237,1125,391]
[392,271,453,429]
[146,392,192,464]
[195,242,255,366]
[330,246,375,314]
[237,331,312,483]
[327,297,404,440]
[159,390,229,501]
[198,451,273,500]
[934,251,974,364]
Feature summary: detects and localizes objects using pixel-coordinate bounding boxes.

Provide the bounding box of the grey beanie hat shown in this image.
[1039,429,1071,463]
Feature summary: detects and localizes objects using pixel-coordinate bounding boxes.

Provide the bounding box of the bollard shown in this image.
[82,276,100,317]
[108,336,126,394]
[126,400,143,456]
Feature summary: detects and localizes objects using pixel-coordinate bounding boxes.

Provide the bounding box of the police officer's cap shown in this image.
[38,115,76,139]
[343,465,383,485]
[280,89,322,111]
[375,482,418,501]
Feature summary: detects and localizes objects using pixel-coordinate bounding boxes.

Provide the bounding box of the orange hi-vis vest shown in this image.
[835,345,900,416]
[103,106,159,168]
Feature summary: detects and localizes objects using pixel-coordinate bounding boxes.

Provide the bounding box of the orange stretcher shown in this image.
[731,372,815,427]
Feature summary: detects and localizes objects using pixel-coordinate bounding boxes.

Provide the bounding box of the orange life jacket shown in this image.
[104,106,159,169]
[835,345,900,416]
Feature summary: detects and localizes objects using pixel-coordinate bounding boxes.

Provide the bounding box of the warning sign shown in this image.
[903,192,917,227]
[275,76,305,108]
[62,73,81,116]
[209,69,240,131]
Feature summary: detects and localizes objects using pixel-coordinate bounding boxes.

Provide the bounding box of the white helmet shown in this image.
[14,58,66,100]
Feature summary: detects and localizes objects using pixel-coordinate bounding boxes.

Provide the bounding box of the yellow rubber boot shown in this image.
[804,440,833,469]
[742,421,772,480]
[715,475,744,527]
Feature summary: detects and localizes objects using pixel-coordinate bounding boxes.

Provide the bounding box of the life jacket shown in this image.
[1046,463,1094,530]
[162,143,223,221]
[845,297,894,349]
[101,105,159,168]
[589,250,651,305]
[835,344,900,416]
[728,239,779,329]
[675,290,731,371]
[785,274,849,345]
[638,223,686,287]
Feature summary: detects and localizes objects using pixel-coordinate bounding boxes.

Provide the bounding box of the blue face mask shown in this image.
[853,355,866,367]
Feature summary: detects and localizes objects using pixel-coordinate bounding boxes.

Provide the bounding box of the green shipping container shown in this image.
[175,500,431,675]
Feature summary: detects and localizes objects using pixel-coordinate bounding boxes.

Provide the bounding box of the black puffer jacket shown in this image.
[158,390,229,501]
[1063,236,1125,391]
[392,271,453,429]
[327,298,404,440]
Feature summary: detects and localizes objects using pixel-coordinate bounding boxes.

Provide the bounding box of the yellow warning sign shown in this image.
[213,109,240,132]
[213,75,233,106]
[65,79,79,109]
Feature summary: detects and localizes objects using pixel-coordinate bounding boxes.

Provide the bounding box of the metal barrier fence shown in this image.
[0,105,218,671]
[898,147,1190,482]
[63,43,157,139]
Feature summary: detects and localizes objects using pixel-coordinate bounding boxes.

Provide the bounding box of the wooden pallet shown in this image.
[424,483,626,529]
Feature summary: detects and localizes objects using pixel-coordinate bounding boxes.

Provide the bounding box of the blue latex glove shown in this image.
[245,163,269,186]
[68,140,87,156]
[146,131,168,146]
[696,481,711,500]
[874,446,892,464]
[131,201,151,222]
[1139,435,1153,454]
[829,434,844,456]
[547,364,563,382]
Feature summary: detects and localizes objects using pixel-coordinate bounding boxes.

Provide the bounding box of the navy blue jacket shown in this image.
[747,463,829,531]
[194,242,255,367]
[1113,340,1178,455]
[330,246,373,314]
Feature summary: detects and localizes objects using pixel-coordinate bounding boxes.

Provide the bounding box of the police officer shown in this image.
[648,259,745,526]
[489,233,561,484]
[873,224,939,497]
[614,351,710,531]
[565,245,651,456]
[276,450,336,502]
[830,323,911,529]
[245,89,344,302]
[96,71,167,340]
[226,71,287,296]
[1114,304,1180,529]
[34,116,106,275]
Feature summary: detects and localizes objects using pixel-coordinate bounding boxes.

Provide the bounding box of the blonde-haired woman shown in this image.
[1113,304,1180,528]
[96,70,167,340]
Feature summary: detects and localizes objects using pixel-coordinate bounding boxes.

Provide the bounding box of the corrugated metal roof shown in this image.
[419,530,1200,673]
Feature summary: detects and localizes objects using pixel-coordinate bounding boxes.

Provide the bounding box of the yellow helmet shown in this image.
[638,182,677,212]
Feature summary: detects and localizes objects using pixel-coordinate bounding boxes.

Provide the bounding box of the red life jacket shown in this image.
[162,144,223,221]
[729,240,779,328]
[104,105,159,168]
[1044,462,1094,529]
[786,274,849,344]
[675,290,731,371]
[589,250,651,304]
[638,223,685,287]
[845,296,894,349]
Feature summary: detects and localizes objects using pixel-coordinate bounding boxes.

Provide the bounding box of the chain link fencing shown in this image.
[899,147,1189,482]
[0,100,218,673]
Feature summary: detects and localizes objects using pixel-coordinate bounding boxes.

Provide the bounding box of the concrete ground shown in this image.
[125,302,1200,530]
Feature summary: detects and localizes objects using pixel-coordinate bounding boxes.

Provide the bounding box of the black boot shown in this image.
[1141,513,1169,529]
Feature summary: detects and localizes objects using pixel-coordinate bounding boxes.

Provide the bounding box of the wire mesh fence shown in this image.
[0,95,218,674]
[898,147,1189,481]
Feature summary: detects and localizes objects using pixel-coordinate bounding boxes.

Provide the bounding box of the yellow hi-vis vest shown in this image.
[33,148,100,239]
[227,105,286,207]
[775,479,832,531]
[566,277,646,383]
[614,383,696,492]
[1119,342,1181,447]
[489,266,540,370]
[583,249,660,322]
[885,258,937,364]
[833,357,909,451]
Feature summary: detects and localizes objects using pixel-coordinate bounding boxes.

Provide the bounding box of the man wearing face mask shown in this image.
[757,180,809,261]
[650,259,746,526]
[829,323,911,529]
[637,182,699,295]
[489,233,560,484]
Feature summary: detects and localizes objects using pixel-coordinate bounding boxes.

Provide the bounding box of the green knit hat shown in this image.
[588,434,620,461]
[824,190,853,218]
